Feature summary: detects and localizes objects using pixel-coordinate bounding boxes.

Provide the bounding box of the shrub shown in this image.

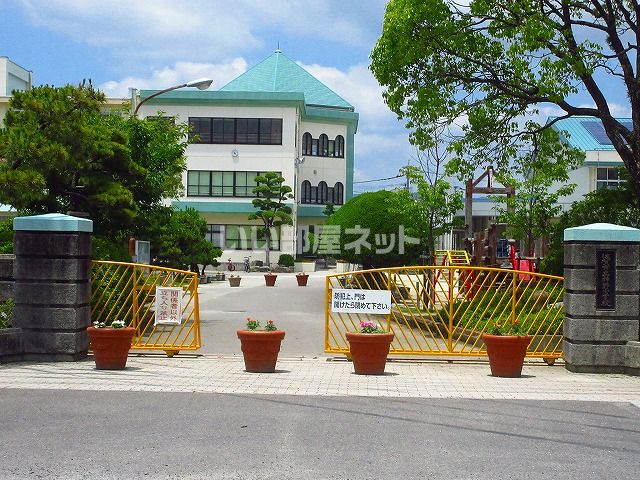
[278,253,294,267]
[0,298,14,329]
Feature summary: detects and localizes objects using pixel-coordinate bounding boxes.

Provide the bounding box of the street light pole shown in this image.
[133,78,213,116]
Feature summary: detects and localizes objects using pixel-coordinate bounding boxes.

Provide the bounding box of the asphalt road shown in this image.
[2,389,639,479]
[197,272,327,357]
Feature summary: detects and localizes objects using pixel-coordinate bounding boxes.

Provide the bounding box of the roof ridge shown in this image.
[273,50,279,92]
[217,53,278,91]
[275,51,353,109]
[220,50,353,109]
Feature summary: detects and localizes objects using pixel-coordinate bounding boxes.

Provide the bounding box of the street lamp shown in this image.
[133,78,213,116]
[292,156,306,256]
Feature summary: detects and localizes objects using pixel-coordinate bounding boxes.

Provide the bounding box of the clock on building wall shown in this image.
[231,148,239,158]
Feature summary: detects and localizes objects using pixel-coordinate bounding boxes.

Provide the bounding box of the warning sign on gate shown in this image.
[331,288,391,314]
[155,286,183,325]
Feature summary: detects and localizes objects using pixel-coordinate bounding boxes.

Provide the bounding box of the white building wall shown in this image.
[0,57,31,96]
[140,104,300,197]
[138,102,345,263]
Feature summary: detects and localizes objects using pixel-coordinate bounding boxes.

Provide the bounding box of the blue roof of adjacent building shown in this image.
[220,50,353,110]
[549,116,631,151]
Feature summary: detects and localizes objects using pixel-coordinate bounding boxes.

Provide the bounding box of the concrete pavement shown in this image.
[1,355,640,404]
[1,389,639,479]
[197,271,328,357]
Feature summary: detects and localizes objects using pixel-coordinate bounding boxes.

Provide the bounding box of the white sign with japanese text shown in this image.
[331,288,391,314]
[155,287,183,325]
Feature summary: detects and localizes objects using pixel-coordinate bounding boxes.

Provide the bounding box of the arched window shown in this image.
[302,132,312,156]
[301,180,312,204]
[334,135,344,158]
[334,182,344,205]
[318,181,328,204]
[319,134,329,156]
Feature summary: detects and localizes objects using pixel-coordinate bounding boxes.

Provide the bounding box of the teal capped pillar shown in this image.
[13,213,93,361]
[563,223,640,375]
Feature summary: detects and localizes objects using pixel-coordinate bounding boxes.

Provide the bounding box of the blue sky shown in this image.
[0,0,411,193]
[0,0,632,194]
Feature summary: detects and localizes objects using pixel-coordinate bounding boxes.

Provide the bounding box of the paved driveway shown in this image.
[197,272,328,357]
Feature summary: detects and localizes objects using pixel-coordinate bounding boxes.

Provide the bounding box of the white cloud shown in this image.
[19,0,262,63]
[299,62,397,124]
[99,59,248,97]
[16,0,384,65]
[577,102,632,118]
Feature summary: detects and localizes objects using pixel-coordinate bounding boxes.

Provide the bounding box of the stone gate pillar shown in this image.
[564,223,640,375]
[13,213,93,361]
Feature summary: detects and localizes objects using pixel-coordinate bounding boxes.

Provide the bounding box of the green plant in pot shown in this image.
[481,319,532,378]
[296,272,309,286]
[345,320,395,375]
[87,319,135,370]
[237,317,285,373]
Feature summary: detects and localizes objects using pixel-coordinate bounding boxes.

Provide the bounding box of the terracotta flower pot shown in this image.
[229,276,241,287]
[346,331,394,375]
[296,273,309,286]
[87,326,135,370]
[482,334,532,377]
[237,330,285,372]
[264,274,277,286]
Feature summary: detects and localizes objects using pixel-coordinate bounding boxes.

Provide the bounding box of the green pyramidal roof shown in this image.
[220,50,353,110]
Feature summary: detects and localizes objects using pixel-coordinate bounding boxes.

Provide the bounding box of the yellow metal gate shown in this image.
[91,261,201,356]
[325,266,564,361]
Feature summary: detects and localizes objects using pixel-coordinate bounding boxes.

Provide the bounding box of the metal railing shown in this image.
[91,261,201,356]
[325,266,564,362]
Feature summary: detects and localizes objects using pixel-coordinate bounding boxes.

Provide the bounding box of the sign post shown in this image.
[155,286,183,325]
[330,288,391,314]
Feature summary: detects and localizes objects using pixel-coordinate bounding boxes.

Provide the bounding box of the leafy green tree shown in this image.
[370,1,640,198]
[139,207,221,271]
[389,140,463,264]
[322,202,336,217]
[0,83,188,239]
[249,172,293,266]
[0,219,13,254]
[541,181,640,275]
[493,135,582,256]
[325,190,420,268]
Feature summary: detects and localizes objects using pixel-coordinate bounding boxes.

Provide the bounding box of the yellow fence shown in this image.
[326,266,564,362]
[92,261,201,356]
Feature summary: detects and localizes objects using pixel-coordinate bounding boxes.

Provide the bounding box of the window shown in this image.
[333,182,344,205]
[301,180,312,204]
[225,225,280,250]
[318,181,328,203]
[259,118,282,144]
[187,171,211,196]
[319,134,329,156]
[298,133,345,157]
[211,118,234,143]
[187,171,278,197]
[188,117,283,145]
[188,118,212,143]
[335,135,344,158]
[206,224,224,247]
[596,167,625,190]
[236,118,260,144]
[235,171,259,197]
[302,132,312,155]
[212,171,234,196]
[300,180,344,205]
[328,139,335,157]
